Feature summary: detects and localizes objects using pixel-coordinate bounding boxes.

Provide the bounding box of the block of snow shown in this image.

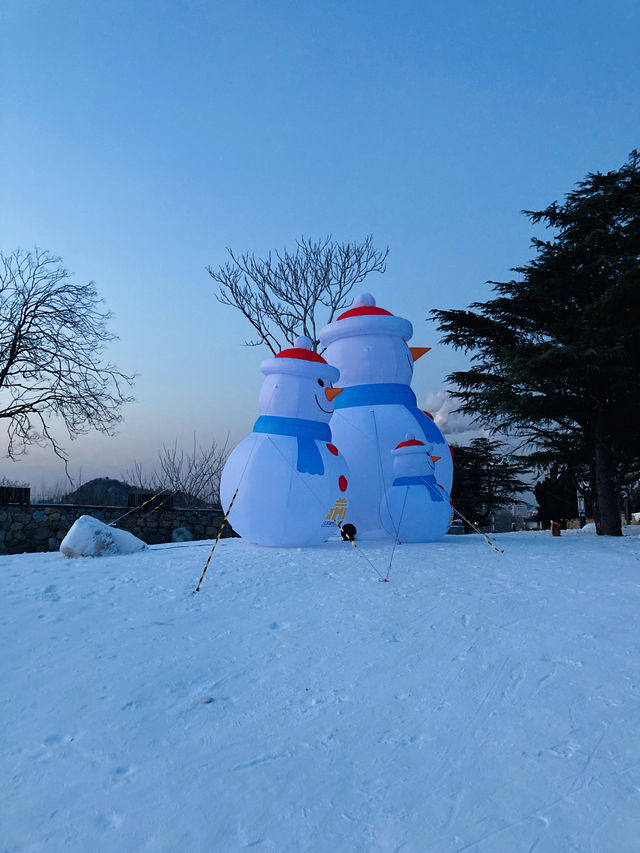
[579,522,597,534]
[60,514,147,558]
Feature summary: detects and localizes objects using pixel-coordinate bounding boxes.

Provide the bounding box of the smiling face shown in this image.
[259,370,340,422]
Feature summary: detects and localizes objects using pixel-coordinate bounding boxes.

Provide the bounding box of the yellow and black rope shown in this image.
[108,488,173,528]
[193,488,239,593]
[332,520,386,580]
[451,506,505,554]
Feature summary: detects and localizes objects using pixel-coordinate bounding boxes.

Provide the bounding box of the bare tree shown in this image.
[34,478,80,504]
[125,435,229,507]
[0,475,27,487]
[208,235,388,354]
[0,248,135,463]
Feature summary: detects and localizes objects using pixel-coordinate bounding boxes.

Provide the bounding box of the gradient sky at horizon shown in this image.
[1,0,639,492]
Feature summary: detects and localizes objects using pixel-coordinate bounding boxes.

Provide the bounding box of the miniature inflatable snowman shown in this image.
[380,436,452,542]
[318,293,453,538]
[219,336,349,547]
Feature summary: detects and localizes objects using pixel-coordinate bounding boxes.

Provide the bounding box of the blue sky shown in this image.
[1,0,639,490]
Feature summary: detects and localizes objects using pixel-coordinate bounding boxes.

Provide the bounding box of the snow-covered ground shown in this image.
[2,529,640,852]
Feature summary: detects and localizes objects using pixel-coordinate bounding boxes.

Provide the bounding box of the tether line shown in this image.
[191,435,260,593]
[371,409,393,525]
[450,505,505,554]
[264,435,387,581]
[332,520,385,581]
[108,488,174,527]
[136,490,177,522]
[385,485,409,581]
[193,488,239,593]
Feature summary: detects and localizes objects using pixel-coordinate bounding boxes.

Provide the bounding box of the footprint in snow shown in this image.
[504,664,526,696]
[550,740,581,758]
[112,764,136,781]
[42,585,60,602]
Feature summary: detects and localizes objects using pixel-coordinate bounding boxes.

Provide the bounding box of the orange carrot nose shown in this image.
[325,387,343,402]
[410,346,431,362]
[431,455,441,463]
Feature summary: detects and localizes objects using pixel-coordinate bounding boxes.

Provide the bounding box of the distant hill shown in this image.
[51,477,208,508]
[61,478,134,507]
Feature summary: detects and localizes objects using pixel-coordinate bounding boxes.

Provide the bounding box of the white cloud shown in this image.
[421,390,478,437]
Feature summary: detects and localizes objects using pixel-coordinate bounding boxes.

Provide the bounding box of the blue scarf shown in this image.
[392,475,446,502]
[333,383,445,445]
[253,415,331,475]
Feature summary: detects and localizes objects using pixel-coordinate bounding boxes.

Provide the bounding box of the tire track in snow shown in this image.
[435,723,612,851]
[425,655,513,804]
[449,789,572,852]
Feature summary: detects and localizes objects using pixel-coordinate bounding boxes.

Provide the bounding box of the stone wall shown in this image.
[0,503,231,555]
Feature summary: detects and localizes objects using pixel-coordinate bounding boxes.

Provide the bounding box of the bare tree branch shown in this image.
[0,248,135,461]
[208,235,388,353]
[125,435,229,507]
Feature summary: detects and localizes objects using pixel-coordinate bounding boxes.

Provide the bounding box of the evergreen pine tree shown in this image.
[450,438,529,526]
[534,466,587,528]
[432,152,640,535]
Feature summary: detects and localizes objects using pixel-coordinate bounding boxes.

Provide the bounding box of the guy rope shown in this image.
[193,488,239,593]
[384,485,409,582]
[450,505,505,554]
[332,520,386,581]
[261,433,387,581]
[108,488,174,527]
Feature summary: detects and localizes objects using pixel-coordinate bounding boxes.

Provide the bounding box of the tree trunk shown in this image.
[594,421,622,536]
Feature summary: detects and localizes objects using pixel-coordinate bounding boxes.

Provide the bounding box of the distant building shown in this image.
[490,502,539,532]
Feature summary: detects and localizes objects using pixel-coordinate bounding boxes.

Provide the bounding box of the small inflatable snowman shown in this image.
[380,436,452,542]
[219,336,349,547]
[318,293,453,538]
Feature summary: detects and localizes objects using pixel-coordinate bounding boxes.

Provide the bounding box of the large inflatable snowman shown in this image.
[380,436,452,542]
[220,336,349,547]
[318,293,453,539]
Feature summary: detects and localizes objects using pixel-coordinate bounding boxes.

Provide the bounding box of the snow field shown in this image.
[1,530,640,852]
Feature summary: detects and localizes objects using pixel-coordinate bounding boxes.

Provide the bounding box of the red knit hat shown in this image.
[392,434,433,456]
[319,293,413,347]
[395,437,425,449]
[261,336,340,382]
